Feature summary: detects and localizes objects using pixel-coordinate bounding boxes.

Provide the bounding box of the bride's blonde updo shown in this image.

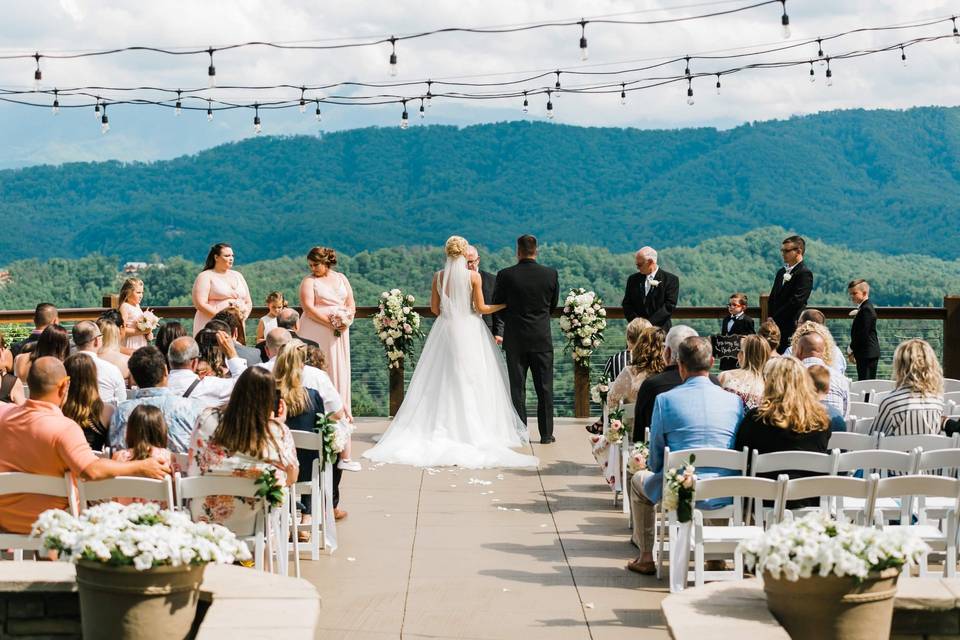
[445,236,468,259]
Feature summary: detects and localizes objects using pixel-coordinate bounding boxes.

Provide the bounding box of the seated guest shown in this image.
[0,331,25,405]
[112,405,176,503]
[72,321,127,406]
[632,325,720,444]
[256,291,286,343]
[757,318,782,356]
[14,324,70,383]
[808,364,847,432]
[735,357,831,477]
[256,307,318,362]
[196,320,233,378]
[870,339,944,437]
[11,303,57,357]
[784,311,847,376]
[795,331,849,416]
[0,357,169,534]
[718,293,755,371]
[166,334,246,406]
[718,334,770,409]
[212,308,261,366]
[62,353,115,451]
[276,340,348,527]
[608,327,665,407]
[109,346,205,453]
[187,367,298,534]
[603,317,652,382]
[97,319,130,383]
[627,336,745,575]
[155,322,187,369]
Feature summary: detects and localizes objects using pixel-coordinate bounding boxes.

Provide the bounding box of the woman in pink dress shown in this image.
[191,243,253,336]
[299,247,358,468]
[119,278,151,353]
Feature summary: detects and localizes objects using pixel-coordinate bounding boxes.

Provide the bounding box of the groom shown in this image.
[493,235,560,444]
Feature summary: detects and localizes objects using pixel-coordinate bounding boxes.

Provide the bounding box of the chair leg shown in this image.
[694,541,704,588]
[947,544,957,578]
[290,491,301,578]
[735,551,744,580]
[313,480,323,557]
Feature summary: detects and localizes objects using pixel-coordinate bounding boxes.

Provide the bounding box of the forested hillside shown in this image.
[1,106,959,263]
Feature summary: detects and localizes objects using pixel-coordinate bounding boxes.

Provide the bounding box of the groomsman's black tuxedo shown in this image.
[479,270,504,339]
[493,258,560,441]
[850,299,880,380]
[718,313,755,371]
[621,268,680,331]
[767,261,813,353]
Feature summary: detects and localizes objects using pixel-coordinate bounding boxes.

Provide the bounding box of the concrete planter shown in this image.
[76,561,206,640]
[763,568,900,640]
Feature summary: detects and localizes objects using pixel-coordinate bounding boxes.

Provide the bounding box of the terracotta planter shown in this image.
[762,568,900,640]
[76,561,206,640]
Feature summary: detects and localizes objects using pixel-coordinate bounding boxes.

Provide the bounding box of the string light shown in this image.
[94,98,101,120]
[522,91,529,113]
[389,36,398,77]
[175,89,182,116]
[207,48,216,87]
[554,70,561,99]
[620,83,626,105]
[100,103,109,134]
[207,98,213,121]
[33,53,41,90]
[419,97,425,118]
[684,55,691,77]
[954,17,960,44]
[686,78,694,105]
[817,38,826,66]
[579,20,589,61]
[400,100,409,128]
[426,80,433,108]
[780,0,791,39]
[546,90,554,119]
[900,46,907,66]
[825,58,833,86]
[715,74,721,95]
[299,86,307,113]
[253,103,261,134]
[808,61,815,82]
[315,99,322,122]
[51,89,59,115]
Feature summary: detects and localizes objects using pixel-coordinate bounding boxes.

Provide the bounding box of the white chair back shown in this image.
[878,433,958,453]
[694,476,783,527]
[874,475,960,523]
[828,432,877,451]
[853,418,875,434]
[917,449,960,477]
[664,447,749,475]
[943,378,960,394]
[944,391,960,407]
[850,379,895,399]
[848,390,863,404]
[871,390,895,405]
[778,475,877,523]
[0,472,76,559]
[848,402,879,419]
[78,476,175,510]
[836,449,917,476]
[751,450,838,476]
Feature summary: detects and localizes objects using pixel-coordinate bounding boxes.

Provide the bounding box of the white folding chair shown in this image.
[176,474,268,571]
[77,476,175,510]
[874,475,960,577]
[848,390,863,404]
[850,379,896,401]
[871,390,895,405]
[878,433,959,453]
[853,418,875,434]
[692,476,784,587]
[848,402,879,419]
[916,449,960,519]
[0,472,76,561]
[751,451,838,519]
[655,446,749,580]
[777,475,877,525]
[835,449,918,522]
[829,432,878,451]
[944,379,960,394]
[290,430,329,562]
[944,392,960,407]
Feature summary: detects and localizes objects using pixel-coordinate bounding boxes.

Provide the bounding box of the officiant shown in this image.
[621,246,679,332]
[466,245,504,345]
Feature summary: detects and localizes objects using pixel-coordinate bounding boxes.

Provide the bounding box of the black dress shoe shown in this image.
[539,436,556,444]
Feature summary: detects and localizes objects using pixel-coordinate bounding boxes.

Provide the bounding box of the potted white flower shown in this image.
[738,512,928,640]
[33,502,251,640]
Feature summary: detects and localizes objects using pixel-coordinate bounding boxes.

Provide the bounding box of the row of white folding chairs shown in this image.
[850,379,960,397]
[829,431,960,452]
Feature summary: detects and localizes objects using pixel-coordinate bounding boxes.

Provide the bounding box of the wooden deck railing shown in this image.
[2,295,958,417]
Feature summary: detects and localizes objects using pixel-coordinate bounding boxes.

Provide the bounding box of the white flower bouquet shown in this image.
[330,306,354,337]
[738,512,929,582]
[559,288,607,366]
[627,441,650,474]
[590,374,611,405]
[663,455,697,522]
[315,411,351,467]
[373,289,423,369]
[605,406,626,444]
[136,310,159,334]
[32,502,251,571]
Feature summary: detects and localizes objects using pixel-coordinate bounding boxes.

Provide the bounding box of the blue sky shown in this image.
[1,0,958,168]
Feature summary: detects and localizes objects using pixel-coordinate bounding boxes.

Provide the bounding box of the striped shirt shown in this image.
[871,388,944,437]
[602,350,630,382]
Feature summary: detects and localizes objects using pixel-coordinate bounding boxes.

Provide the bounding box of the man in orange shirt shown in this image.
[0,357,170,534]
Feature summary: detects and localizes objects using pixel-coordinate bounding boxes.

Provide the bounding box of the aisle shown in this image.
[302,418,670,640]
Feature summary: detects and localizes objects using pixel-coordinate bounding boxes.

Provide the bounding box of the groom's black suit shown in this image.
[493,258,560,441]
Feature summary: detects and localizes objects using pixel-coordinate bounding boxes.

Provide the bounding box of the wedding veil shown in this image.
[438,255,473,317]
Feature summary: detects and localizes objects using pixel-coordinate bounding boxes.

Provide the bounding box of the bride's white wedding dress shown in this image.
[363,256,539,469]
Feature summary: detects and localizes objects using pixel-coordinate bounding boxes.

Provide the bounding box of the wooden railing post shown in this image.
[574,361,590,418]
[759,294,769,323]
[944,296,960,379]
[101,294,119,309]
[389,364,405,417]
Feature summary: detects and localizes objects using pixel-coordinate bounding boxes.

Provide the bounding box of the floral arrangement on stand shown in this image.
[738,511,928,582]
[627,441,650,474]
[315,411,350,468]
[590,374,610,405]
[373,289,423,369]
[605,407,626,445]
[559,288,607,366]
[32,502,251,570]
[663,455,697,523]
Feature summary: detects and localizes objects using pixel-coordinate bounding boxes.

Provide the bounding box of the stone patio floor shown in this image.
[301,417,670,639]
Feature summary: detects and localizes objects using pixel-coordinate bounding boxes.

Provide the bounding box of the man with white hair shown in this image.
[631,325,720,443]
[166,333,246,406]
[465,245,504,345]
[622,246,679,331]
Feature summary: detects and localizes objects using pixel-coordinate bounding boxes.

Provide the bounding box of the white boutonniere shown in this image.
[782,273,792,283]
[848,309,859,317]
[648,278,660,288]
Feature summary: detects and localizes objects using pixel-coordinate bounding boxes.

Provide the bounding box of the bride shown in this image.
[363,236,539,469]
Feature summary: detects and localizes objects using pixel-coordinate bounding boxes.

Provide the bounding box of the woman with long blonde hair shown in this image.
[97,319,130,382]
[608,328,665,406]
[718,335,770,409]
[870,339,944,436]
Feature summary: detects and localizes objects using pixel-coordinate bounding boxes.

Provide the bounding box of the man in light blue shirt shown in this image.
[627,336,745,575]
[109,346,205,453]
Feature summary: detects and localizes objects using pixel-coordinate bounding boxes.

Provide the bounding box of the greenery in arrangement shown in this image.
[315,411,347,467]
[254,468,285,509]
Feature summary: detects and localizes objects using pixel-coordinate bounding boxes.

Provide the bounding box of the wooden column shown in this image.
[944,296,960,379]
[389,364,405,417]
[759,294,769,323]
[574,361,590,418]
[101,294,119,310]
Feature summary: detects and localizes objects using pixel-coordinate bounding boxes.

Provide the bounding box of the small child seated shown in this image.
[111,404,176,505]
[256,291,286,342]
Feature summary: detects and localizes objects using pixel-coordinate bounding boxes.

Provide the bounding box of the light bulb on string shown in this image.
[100,104,109,134]
[808,61,816,82]
[207,99,213,122]
[315,100,322,123]
[253,104,262,134]
[546,90,554,119]
[554,71,561,100]
[419,98,425,119]
[388,37,398,77]
[684,56,691,77]
[579,20,589,61]
[51,89,59,115]
[900,46,907,67]
[426,80,433,108]
[780,0,791,39]
[94,99,101,120]
[175,90,182,116]
[817,39,826,67]
[400,101,409,129]
[825,59,833,87]
[522,91,529,113]
[33,53,41,90]
[299,87,306,114]
[620,83,627,106]
[686,79,694,106]
[715,75,721,95]
[207,48,216,88]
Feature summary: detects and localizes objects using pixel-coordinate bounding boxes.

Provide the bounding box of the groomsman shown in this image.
[767,235,813,353]
[718,293,755,371]
[466,245,504,345]
[622,246,679,332]
[847,279,880,380]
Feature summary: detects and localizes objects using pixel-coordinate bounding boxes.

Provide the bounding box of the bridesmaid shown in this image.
[191,243,253,336]
[119,278,150,353]
[299,246,359,470]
